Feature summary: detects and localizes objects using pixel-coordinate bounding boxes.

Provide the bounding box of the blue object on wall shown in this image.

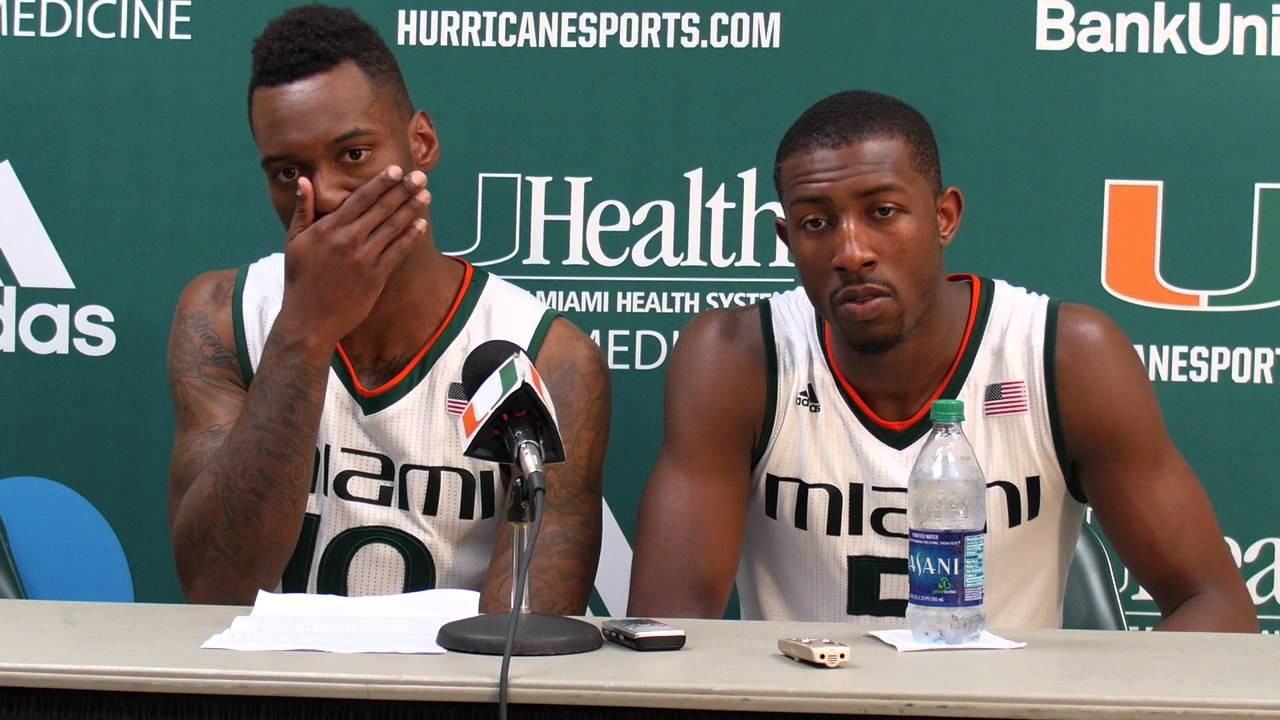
[0,476,133,601]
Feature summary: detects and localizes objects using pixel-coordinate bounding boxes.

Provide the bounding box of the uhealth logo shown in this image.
[445,168,791,275]
[0,160,116,355]
[1102,180,1280,312]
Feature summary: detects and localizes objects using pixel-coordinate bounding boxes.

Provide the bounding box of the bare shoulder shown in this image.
[176,269,238,317]
[167,268,243,389]
[1053,302,1147,391]
[662,304,768,447]
[1053,301,1161,463]
[1055,302,1133,357]
[533,316,611,464]
[170,269,239,349]
[680,303,765,348]
[534,316,609,393]
[669,304,766,396]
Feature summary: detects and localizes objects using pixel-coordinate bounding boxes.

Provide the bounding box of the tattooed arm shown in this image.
[166,269,333,604]
[167,167,430,604]
[478,317,610,614]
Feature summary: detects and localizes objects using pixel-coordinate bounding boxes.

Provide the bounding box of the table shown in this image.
[0,600,1277,718]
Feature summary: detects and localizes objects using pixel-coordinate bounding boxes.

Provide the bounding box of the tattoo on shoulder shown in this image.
[211,273,236,306]
[185,311,237,368]
[171,290,241,385]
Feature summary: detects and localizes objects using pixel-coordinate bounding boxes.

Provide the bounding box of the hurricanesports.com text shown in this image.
[397,9,782,49]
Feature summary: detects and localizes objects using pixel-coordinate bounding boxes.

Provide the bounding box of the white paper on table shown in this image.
[867,629,1026,652]
[202,589,481,654]
[247,588,480,618]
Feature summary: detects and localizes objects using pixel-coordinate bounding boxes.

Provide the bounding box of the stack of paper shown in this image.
[202,588,480,654]
[867,629,1026,652]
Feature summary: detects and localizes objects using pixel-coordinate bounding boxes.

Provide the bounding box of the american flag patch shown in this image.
[983,381,1029,417]
[446,382,468,415]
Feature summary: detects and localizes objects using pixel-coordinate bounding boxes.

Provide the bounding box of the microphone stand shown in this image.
[436,464,603,656]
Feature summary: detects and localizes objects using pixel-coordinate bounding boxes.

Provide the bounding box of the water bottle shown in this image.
[906,399,986,643]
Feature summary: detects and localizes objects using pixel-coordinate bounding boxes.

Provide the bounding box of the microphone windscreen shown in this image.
[461,340,525,399]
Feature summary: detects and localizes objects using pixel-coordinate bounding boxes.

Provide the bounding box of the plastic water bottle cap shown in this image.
[930,399,964,422]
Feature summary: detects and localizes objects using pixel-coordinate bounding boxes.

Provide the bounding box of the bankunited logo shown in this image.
[1037,0,1280,57]
[1101,179,1280,312]
[0,160,116,355]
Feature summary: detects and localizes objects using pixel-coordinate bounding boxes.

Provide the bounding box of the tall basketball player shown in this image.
[166,6,609,612]
[628,91,1256,631]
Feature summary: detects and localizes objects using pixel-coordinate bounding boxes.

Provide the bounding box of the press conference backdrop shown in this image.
[1,0,1277,630]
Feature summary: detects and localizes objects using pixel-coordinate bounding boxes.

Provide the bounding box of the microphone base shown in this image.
[437,613,603,656]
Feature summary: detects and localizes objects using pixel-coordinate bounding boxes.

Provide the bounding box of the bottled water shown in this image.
[906,399,987,643]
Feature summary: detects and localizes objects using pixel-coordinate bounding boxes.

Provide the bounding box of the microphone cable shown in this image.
[497,481,546,720]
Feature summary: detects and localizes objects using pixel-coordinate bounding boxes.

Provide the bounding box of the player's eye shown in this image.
[341,148,370,162]
[801,217,829,232]
[274,167,299,183]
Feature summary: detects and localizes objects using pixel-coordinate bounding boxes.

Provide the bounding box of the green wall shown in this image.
[1,0,1277,631]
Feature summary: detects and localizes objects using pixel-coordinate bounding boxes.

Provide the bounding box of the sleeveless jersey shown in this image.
[739,276,1086,627]
[233,253,558,596]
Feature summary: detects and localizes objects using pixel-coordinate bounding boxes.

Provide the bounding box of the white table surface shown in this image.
[0,599,1277,718]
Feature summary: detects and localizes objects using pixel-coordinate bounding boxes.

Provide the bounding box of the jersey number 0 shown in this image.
[282,513,437,594]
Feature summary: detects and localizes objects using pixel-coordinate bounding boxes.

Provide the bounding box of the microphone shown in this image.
[457,340,565,492]
[436,340,603,661]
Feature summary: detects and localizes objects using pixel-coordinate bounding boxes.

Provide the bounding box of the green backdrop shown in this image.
[2,0,1277,631]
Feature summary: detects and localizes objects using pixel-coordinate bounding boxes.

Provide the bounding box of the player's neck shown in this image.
[339,237,464,382]
[828,278,972,423]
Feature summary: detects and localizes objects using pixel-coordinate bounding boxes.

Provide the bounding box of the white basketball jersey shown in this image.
[739,276,1086,627]
[234,253,557,596]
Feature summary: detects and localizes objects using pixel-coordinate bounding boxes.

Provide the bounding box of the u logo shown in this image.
[1101,180,1280,311]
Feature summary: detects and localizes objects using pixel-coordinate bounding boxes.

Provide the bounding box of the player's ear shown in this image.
[776,217,791,248]
[408,110,439,174]
[936,187,963,248]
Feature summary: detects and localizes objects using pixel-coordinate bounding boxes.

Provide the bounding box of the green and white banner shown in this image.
[2,0,1277,631]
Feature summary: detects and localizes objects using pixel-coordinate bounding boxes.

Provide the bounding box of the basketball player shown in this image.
[628,91,1257,631]
[166,6,609,612]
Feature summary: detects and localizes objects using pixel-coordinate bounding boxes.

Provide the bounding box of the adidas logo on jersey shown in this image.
[795,383,821,413]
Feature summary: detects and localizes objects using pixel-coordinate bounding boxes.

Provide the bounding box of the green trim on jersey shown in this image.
[587,589,609,617]
[527,308,561,359]
[1044,299,1086,504]
[232,264,254,386]
[818,276,996,451]
[752,300,778,469]
[331,269,491,416]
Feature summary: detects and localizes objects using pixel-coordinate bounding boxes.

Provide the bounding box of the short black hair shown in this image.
[774,90,942,196]
[248,4,411,119]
